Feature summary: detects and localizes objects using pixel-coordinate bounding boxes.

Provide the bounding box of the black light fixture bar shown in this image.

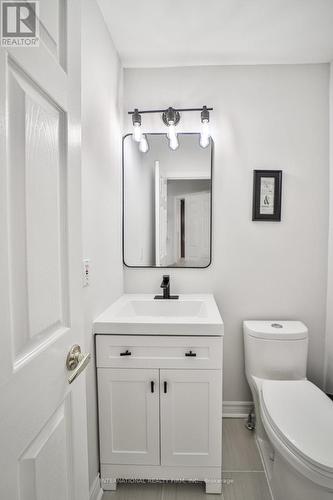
[128,106,213,115]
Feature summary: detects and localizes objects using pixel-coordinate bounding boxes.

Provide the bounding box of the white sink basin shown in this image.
[116,299,207,318]
[93,294,223,336]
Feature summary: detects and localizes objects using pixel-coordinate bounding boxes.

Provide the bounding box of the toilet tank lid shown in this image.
[243,320,308,340]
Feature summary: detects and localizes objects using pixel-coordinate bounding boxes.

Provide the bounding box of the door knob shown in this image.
[66,345,91,384]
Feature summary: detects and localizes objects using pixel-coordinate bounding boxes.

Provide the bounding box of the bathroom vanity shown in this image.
[94,294,224,494]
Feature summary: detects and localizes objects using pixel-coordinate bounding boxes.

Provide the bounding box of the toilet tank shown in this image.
[243,321,308,381]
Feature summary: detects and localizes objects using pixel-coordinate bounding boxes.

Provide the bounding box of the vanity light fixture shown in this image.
[128,106,213,152]
[132,108,142,142]
[200,106,211,148]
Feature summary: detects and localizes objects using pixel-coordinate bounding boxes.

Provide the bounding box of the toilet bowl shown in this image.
[243,320,333,500]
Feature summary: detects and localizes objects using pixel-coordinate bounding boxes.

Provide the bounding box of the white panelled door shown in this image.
[0,1,89,499]
[185,191,210,263]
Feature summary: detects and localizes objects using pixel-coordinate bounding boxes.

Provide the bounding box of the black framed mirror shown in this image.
[122,133,213,268]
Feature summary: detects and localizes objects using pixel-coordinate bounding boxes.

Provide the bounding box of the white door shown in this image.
[98,368,160,465]
[160,369,222,466]
[185,191,210,263]
[0,1,90,499]
[155,161,168,266]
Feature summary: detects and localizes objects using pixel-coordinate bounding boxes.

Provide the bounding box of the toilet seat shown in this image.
[260,379,333,488]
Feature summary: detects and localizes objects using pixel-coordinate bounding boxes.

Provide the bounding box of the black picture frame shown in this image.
[252,170,282,221]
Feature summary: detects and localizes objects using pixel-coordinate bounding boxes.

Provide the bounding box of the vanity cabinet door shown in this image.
[98,368,160,465]
[160,369,222,466]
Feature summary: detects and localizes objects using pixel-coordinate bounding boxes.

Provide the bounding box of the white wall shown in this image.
[325,63,333,394]
[82,0,123,488]
[123,65,330,403]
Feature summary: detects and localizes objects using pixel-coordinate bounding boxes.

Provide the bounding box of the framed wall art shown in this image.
[252,170,282,221]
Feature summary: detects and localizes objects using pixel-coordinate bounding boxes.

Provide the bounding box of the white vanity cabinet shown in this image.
[98,368,160,465]
[160,369,222,467]
[96,334,223,494]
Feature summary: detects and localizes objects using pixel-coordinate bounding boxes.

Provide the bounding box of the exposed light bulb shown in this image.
[139,134,149,153]
[167,122,175,138]
[162,108,181,150]
[133,122,142,142]
[169,135,179,150]
[200,119,210,148]
[167,122,179,150]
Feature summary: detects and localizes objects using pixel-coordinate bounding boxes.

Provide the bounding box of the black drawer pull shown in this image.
[185,350,197,357]
[164,381,167,393]
[151,381,155,393]
[120,349,131,356]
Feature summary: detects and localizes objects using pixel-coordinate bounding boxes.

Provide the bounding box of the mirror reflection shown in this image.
[123,133,212,268]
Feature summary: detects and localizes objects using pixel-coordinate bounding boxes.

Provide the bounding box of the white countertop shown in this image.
[93,294,224,336]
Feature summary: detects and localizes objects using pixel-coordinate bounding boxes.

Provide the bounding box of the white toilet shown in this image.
[243,320,333,500]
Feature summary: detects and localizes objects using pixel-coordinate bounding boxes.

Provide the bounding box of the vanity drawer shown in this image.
[96,335,222,369]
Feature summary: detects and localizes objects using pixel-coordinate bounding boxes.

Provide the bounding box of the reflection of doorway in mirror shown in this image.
[184,191,210,264]
[260,177,275,215]
[172,187,210,267]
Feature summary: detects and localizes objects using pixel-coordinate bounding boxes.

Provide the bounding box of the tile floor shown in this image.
[102,418,272,500]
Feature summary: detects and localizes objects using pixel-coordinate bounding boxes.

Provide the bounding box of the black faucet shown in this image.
[154,275,179,300]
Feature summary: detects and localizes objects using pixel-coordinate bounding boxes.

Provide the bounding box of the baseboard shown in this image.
[222,401,253,417]
[89,474,103,500]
